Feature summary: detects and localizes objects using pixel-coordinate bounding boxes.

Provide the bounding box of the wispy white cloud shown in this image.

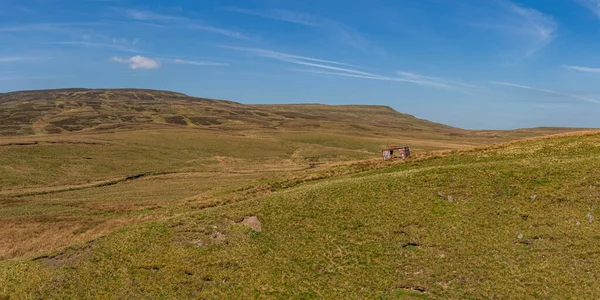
[111,55,159,69]
[117,8,252,41]
[298,69,478,92]
[111,56,227,69]
[223,7,376,51]
[297,70,388,81]
[396,71,479,89]
[223,7,320,27]
[121,9,187,22]
[51,41,139,52]
[188,24,252,41]
[506,2,557,57]
[474,1,557,57]
[491,81,600,104]
[0,22,110,32]
[172,59,229,66]
[221,46,356,67]
[225,46,476,91]
[0,57,36,63]
[47,34,141,52]
[563,65,600,73]
[572,0,600,18]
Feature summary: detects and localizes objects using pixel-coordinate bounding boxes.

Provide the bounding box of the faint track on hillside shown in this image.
[0,168,310,198]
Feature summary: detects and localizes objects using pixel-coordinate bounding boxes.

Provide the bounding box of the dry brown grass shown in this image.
[0,89,591,264]
[0,214,156,260]
[4,129,596,260]
[4,132,600,298]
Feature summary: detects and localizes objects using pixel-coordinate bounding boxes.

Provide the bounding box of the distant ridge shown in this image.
[0,88,584,140]
[0,88,458,137]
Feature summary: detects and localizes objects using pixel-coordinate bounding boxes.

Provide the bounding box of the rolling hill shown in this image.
[0,88,596,298]
[0,88,577,140]
[2,131,600,298]
[0,88,455,136]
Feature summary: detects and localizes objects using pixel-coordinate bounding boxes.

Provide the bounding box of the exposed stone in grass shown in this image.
[238,215,262,232]
[518,239,533,246]
[191,239,204,247]
[402,242,421,248]
[393,285,427,293]
[33,242,94,268]
[139,265,162,271]
[211,231,226,241]
[437,192,453,202]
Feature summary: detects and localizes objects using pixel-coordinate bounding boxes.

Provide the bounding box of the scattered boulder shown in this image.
[240,215,262,232]
[437,192,453,202]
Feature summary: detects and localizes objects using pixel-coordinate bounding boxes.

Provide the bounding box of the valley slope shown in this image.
[0,88,595,298]
[2,131,600,298]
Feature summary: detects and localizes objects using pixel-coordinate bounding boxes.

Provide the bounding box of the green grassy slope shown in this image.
[3,132,600,298]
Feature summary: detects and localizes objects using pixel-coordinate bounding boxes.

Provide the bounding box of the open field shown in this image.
[0,89,596,298]
[2,131,600,298]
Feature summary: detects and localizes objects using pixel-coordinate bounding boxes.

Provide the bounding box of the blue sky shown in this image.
[1,0,600,129]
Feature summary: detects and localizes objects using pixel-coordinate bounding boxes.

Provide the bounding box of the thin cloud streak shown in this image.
[396,71,480,89]
[0,22,112,32]
[225,46,478,92]
[223,7,376,51]
[121,9,187,22]
[299,69,423,84]
[50,41,139,52]
[222,7,319,26]
[573,0,600,18]
[284,60,383,78]
[116,8,253,41]
[172,59,229,66]
[188,25,252,41]
[491,81,600,104]
[0,57,36,63]
[563,65,600,73]
[507,2,557,57]
[476,2,557,57]
[221,46,357,67]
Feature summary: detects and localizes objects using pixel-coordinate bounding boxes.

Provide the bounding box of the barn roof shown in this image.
[382,145,409,151]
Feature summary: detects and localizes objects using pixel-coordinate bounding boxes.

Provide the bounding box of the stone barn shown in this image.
[382,146,410,161]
